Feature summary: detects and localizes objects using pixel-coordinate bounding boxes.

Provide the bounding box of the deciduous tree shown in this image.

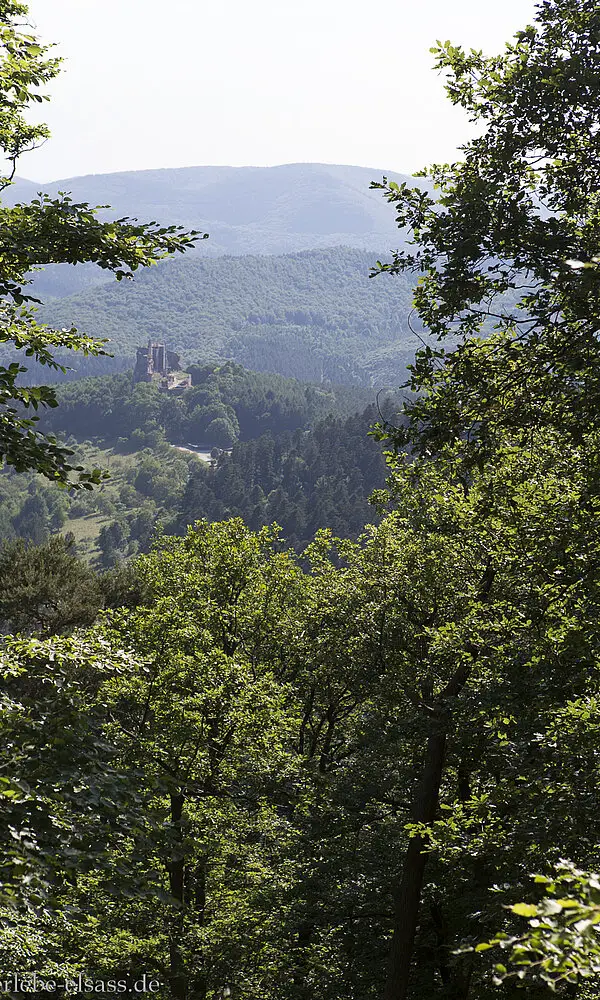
[370,3,600,995]
[372,0,600,461]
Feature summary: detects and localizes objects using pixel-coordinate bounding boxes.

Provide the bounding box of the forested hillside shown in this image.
[0,365,391,560]
[38,248,420,385]
[0,407,389,562]
[177,407,389,549]
[5,163,422,274]
[4,3,600,1000]
[41,363,376,447]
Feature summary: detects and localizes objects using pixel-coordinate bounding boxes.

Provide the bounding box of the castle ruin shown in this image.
[133,340,192,390]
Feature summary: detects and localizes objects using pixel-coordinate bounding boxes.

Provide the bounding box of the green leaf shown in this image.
[511,903,539,918]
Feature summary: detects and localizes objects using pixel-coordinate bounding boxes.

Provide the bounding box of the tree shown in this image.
[368,443,600,999]
[0,1,206,486]
[204,416,238,449]
[11,490,48,543]
[97,557,154,610]
[6,507,599,996]
[371,0,600,461]
[482,862,600,990]
[0,534,102,633]
[98,520,128,568]
[96,520,306,999]
[369,2,600,996]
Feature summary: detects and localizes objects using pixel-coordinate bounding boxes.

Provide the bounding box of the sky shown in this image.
[22,0,537,183]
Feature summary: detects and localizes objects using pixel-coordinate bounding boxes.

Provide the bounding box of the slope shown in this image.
[38,247,420,386]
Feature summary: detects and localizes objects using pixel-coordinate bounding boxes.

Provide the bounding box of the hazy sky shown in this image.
[22,0,537,183]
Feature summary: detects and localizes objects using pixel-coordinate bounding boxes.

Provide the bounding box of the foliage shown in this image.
[368,2,600,996]
[0,634,156,910]
[41,363,375,446]
[476,862,600,991]
[0,439,194,564]
[2,478,599,996]
[92,521,306,997]
[371,0,600,461]
[6,1,600,997]
[0,533,103,633]
[376,0,600,503]
[178,405,390,550]
[0,368,390,559]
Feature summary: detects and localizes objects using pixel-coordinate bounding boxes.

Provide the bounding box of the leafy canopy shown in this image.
[372,0,600,462]
[371,2,600,994]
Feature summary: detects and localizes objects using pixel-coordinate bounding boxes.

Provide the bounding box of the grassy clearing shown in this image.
[1,438,198,567]
[66,514,110,561]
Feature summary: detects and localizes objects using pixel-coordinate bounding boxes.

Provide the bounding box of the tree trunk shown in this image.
[169,791,187,1000]
[430,898,474,999]
[384,715,448,1000]
[189,858,208,1000]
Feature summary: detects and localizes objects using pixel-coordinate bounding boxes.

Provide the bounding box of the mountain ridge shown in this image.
[3,163,423,298]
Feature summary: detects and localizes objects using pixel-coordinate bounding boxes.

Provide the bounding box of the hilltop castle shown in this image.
[133,340,192,390]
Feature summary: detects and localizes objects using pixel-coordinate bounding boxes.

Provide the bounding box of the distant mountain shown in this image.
[3,163,423,299]
[39,247,425,387]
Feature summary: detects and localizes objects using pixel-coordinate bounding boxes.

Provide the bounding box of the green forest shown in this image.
[36,248,421,386]
[0,365,390,559]
[3,1,600,999]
